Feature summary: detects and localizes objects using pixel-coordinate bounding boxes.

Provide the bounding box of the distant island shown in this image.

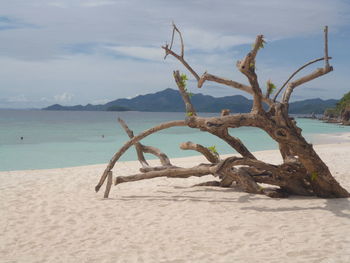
[323,91,350,124]
[42,88,338,114]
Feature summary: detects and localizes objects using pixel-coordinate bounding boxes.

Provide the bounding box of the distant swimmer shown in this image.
[20,136,23,140]
[102,135,104,138]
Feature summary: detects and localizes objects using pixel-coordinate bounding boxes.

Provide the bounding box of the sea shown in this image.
[1,110,350,171]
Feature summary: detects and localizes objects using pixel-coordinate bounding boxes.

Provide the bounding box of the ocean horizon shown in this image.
[1,109,350,171]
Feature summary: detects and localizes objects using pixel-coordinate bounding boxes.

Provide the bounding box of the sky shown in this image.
[0,0,349,108]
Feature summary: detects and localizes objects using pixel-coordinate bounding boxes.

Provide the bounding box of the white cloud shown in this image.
[54,92,74,103]
[108,46,163,61]
[92,98,110,104]
[7,94,28,102]
[47,2,67,8]
[40,97,50,102]
[81,0,116,7]
[183,28,254,50]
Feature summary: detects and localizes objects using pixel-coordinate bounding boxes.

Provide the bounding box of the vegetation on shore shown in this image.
[324,91,350,124]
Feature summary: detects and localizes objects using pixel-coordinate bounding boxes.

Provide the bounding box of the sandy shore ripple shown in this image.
[1,143,350,262]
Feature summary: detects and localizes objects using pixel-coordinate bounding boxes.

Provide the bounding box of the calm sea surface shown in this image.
[1,110,350,171]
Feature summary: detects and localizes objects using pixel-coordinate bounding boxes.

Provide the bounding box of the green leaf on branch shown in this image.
[179,73,188,88]
[180,73,188,81]
[207,145,218,155]
[259,39,266,49]
[252,38,266,50]
[186,112,193,117]
[311,172,318,181]
[266,80,277,96]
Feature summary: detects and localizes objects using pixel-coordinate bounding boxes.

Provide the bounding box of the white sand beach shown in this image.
[1,142,350,263]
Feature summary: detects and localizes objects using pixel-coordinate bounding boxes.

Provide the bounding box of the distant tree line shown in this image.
[324,91,350,124]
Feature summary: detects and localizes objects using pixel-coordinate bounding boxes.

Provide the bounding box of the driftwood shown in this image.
[96,25,349,199]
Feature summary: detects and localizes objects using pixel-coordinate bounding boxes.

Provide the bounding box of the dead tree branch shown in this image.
[209,128,256,159]
[118,118,172,167]
[282,26,333,104]
[236,35,265,112]
[162,23,200,81]
[173,70,197,116]
[141,145,172,166]
[273,57,332,102]
[95,120,186,193]
[115,164,215,185]
[180,141,220,163]
[104,171,113,198]
[118,118,149,167]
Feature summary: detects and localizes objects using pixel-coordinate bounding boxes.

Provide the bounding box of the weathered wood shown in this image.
[103,171,113,198]
[118,118,149,167]
[180,141,219,163]
[139,165,178,173]
[173,70,197,116]
[118,118,172,167]
[141,145,172,166]
[273,57,331,102]
[96,25,349,199]
[162,23,200,80]
[282,26,333,104]
[95,120,186,193]
[236,34,265,113]
[115,164,214,185]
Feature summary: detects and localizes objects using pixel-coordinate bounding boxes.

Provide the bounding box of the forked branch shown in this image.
[162,23,200,81]
[163,23,256,101]
[118,118,172,167]
[273,56,332,102]
[95,120,186,193]
[236,35,265,112]
[118,118,149,167]
[173,70,197,116]
[180,141,220,163]
[281,26,333,104]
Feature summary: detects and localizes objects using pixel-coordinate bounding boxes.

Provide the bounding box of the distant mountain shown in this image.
[42,88,338,114]
[44,103,106,111]
[289,98,338,114]
[102,88,252,113]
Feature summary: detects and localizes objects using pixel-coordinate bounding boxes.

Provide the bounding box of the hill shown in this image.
[324,91,350,123]
[42,88,338,114]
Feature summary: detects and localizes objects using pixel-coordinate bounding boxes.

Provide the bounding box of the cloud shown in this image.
[182,28,254,50]
[40,97,51,102]
[92,98,110,104]
[0,0,348,60]
[7,94,28,102]
[47,2,67,8]
[0,0,349,108]
[81,0,117,7]
[107,46,163,61]
[54,92,74,103]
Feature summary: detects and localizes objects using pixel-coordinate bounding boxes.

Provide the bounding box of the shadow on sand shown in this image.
[102,185,350,219]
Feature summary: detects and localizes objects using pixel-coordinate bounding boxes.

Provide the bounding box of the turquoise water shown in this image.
[1,110,349,171]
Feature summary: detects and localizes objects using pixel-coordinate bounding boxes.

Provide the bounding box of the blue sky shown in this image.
[0,0,349,108]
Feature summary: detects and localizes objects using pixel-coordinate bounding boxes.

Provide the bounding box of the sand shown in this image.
[1,143,350,263]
